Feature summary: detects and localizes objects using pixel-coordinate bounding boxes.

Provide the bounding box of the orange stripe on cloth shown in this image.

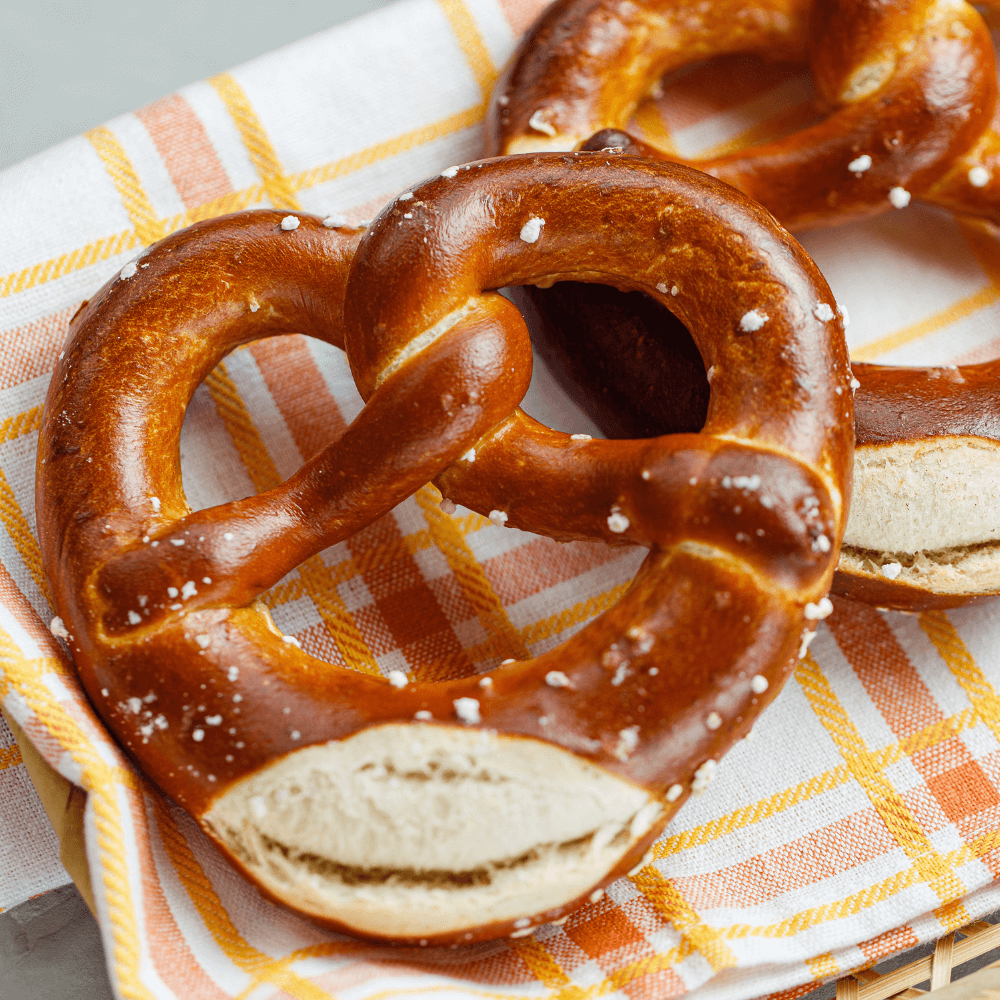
[415,485,528,673]
[86,126,166,247]
[630,866,737,972]
[671,806,899,909]
[246,337,478,680]
[209,73,300,212]
[135,94,234,210]
[795,652,970,924]
[1,104,482,300]
[204,360,381,675]
[0,744,22,770]
[152,798,340,1000]
[0,305,77,392]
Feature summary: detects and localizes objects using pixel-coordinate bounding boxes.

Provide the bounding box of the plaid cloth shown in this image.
[2,1,1000,997]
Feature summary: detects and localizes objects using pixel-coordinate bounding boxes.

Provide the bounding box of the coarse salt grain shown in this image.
[192,729,205,742]
[120,261,138,280]
[461,447,476,463]
[848,154,872,174]
[739,309,768,332]
[224,532,234,540]
[150,496,161,512]
[813,302,835,322]
[656,282,668,294]
[751,675,769,694]
[520,217,545,243]
[607,511,629,533]
[323,214,347,228]
[888,186,911,208]
[705,711,722,730]
[489,509,508,528]
[415,710,433,721]
[881,561,903,580]
[205,715,222,726]
[439,497,457,515]
[691,759,716,796]
[280,216,300,231]
[170,538,185,546]
[387,670,408,689]
[969,166,990,188]
[589,889,604,903]
[799,629,817,658]
[50,617,70,639]
[227,667,239,681]
[666,783,683,802]
[181,581,197,599]
[282,635,301,648]
[545,670,572,688]
[838,303,850,327]
[127,610,141,625]
[528,110,557,136]
[440,166,459,178]
[167,587,178,598]
[570,433,592,441]
[454,698,481,724]
[804,597,834,620]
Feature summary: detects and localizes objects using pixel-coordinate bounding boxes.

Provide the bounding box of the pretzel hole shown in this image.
[510,282,709,440]
[624,54,820,161]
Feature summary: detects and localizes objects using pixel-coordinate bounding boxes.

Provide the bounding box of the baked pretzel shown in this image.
[36,155,852,944]
[489,0,1000,609]
[490,0,1000,229]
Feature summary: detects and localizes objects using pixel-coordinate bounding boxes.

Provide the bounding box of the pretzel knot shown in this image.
[492,0,1000,228]
[37,155,852,944]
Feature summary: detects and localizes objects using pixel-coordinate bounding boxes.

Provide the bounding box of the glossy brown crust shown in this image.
[36,157,852,944]
[490,0,1000,230]
[852,361,1000,446]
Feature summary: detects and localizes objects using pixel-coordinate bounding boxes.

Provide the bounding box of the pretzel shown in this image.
[36,155,852,944]
[489,0,1000,609]
[490,0,1000,229]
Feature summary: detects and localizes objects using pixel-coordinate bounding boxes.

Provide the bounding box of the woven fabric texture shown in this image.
[1,1,1000,997]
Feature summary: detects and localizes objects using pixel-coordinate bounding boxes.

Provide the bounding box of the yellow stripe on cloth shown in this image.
[551,942,694,1000]
[631,101,679,156]
[204,364,380,674]
[1,104,485,299]
[0,744,22,770]
[0,467,53,606]
[807,951,839,980]
[416,485,529,664]
[795,654,970,921]
[435,0,498,100]
[631,866,737,972]
[0,407,41,445]
[920,611,1000,745]
[292,103,486,193]
[510,937,573,990]
[850,284,1000,361]
[153,799,339,1000]
[209,73,301,212]
[0,633,152,999]
[86,126,166,247]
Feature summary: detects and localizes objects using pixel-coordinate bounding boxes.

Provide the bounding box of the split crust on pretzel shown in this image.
[488,0,1000,609]
[36,156,851,943]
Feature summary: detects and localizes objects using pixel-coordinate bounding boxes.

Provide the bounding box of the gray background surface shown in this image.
[0,0,393,171]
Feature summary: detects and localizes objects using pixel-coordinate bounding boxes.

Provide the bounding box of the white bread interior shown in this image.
[204,723,659,938]
[841,436,1000,595]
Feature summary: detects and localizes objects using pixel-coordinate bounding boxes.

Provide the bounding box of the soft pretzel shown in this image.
[489,0,1000,609]
[36,155,852,944]
[490,0,1000,228]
